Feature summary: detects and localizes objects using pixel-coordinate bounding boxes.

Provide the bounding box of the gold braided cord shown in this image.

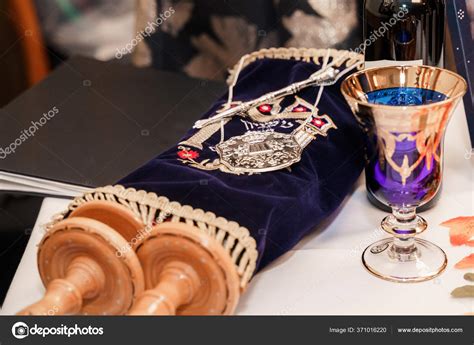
[227,47,363,86]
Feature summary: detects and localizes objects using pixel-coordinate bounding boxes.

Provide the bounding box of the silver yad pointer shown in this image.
[193,67,340,129]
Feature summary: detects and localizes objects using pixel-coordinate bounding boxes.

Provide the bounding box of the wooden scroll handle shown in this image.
[128,261,200,315]
[18,256,105,315]
[17,203,146,316]
[128,222,241,316]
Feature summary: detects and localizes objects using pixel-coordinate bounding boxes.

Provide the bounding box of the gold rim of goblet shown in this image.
[341,65,467,111]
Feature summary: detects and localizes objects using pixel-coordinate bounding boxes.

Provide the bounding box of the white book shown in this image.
[0,171,91,198]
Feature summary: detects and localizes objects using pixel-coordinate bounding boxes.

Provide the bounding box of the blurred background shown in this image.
[0,0,364,107]
[0,0,470,108]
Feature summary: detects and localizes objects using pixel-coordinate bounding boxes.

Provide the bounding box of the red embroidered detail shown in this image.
[293,105,308,112]
[178,149,200,160]
[311,118,326,128]
[258,104,272,113]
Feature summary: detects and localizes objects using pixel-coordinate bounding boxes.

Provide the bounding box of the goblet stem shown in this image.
[393,208,417,221]
[362,206,447,282]
[381,207,428,238]
[381,207,428,262]
[389,237,417,262]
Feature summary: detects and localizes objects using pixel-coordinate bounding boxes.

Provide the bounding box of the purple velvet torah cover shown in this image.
[119,49,366,274]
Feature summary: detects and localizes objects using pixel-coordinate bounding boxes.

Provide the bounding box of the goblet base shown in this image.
[362,238,447,283]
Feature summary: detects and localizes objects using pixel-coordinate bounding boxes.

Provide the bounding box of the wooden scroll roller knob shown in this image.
[18,201,146,315]
[128,222,241,315]
[128,261,201,315]
[18,255,105,315]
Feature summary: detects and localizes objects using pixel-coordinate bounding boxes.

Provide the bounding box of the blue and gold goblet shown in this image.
[341,66,467,282]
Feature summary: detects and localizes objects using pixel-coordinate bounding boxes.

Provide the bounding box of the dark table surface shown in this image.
[0,56,226,188]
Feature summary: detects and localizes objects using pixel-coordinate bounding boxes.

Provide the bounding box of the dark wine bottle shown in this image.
[363,0,445,69]
[362,0,446,212]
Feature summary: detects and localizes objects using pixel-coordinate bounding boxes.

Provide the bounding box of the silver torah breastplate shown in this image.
[178,96,337,175]
[216,131,303,174]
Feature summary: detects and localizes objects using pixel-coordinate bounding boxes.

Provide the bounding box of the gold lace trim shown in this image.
[227,47,363,86]
[47,185,258,288]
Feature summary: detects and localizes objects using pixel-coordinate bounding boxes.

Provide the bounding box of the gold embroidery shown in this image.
[177,145,245,175]
[180,118,232,150]
[181,96,316,150]
[246,96,313,122]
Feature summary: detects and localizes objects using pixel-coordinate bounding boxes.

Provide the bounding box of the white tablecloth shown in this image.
[2,103,473,315]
